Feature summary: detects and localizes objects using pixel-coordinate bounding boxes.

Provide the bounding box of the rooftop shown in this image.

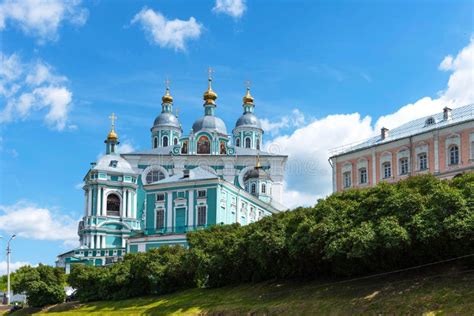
[330,103,474,157]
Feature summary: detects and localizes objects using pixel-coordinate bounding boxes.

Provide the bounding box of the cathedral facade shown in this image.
[57,76,288,271]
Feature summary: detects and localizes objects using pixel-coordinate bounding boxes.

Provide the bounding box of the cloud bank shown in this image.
[266,38,474,208]
[213,0,247,18]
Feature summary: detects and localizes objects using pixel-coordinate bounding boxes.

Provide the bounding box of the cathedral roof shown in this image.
[93,154,136,174]
[235,112,262,129]
[192,115,228,135]
[153,112,181,129]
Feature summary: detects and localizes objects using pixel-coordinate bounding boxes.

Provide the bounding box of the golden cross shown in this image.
[109,113,117,130]
[208,67,214,80]
[165,77,170,89]
[245,80,251,90]
[176,107,180,117]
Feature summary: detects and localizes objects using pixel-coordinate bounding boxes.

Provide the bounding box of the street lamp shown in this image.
[6,234,16,305]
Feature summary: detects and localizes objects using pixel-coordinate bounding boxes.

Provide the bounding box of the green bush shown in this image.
[12,264,66,307]
[70,174,474,301]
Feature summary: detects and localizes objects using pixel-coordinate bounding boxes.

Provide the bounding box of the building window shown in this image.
[220,141,227,155]
[154,137,158,148]
[197,136,211,154]
[425,117,436,126]
[156,209,164,229]
[156,193,165,202]
[106,194,120,216]
[359,168,367,184]
[245,183,249,192]
[109,160,118,168]
[382,162,392,179]
[197,190,206,198]
[449,145,459,165]
[181,141,188,154]
[197,206,206,226]
[146,170,165,184]
[343,171,351,188]
[251,183,256,194]
[245,137,251,148]
[261,183,266,194]
[236,138,240,147]
[174,138,178,145]
[418,153,428,170]
[399,158,409,175]
[256,138,260,150]
[162,136,169,147]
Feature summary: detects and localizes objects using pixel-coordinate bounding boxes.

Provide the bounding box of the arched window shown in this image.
[343,171,351,188]
[153,137,158,148]
[174,138,178,145]
[359,168,367,184]
[399,158,409,175]
[418,153,428,170]
[261,183,266,194]
[256,138,260,150]
[106,194,120,216]
[146,170,165,184]
[251,183,256,194]
[245,137,251,148]
[382,162,392,179]
[162,136,169,147]
[425,117,436,126]
[236,138,240,147]
[449,145,459,165]
[197,206,206,226]
[197,136,210,154]
[156,209,165,230]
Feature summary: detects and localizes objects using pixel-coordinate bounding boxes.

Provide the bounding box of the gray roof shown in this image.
[192,115,228,135]
[153,112,181,129]
[235,113,262,129]
[124,146,173,156]
[93,154,136,174]
[234,147,284,157]
[330,104,474,157]
[243,168,271,181]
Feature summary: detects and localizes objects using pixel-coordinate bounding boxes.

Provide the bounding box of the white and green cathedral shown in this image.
[57,76,288,271]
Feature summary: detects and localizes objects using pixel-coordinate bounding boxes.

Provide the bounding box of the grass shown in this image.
[9,265,474,315]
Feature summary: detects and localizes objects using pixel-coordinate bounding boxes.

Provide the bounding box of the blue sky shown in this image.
[0,0,473,269]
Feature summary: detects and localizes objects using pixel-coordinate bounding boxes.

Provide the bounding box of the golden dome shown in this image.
[162,87,173,104]
[107,129,118,141]
[203,77,218,104]
[243,87,254,104]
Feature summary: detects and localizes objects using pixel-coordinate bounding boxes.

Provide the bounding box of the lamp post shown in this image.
[6,234,15,305]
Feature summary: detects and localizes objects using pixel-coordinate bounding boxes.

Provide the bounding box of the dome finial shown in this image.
[107,113,118,141]
[162,78,173,104]
[203,67,217,105]
[243,80,254,105]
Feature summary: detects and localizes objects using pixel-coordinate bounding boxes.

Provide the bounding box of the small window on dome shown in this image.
[236,138,240,147]
[109,160,118,168]
[425,117,436,126]
[174,138,178,145]
[162,136,169,147]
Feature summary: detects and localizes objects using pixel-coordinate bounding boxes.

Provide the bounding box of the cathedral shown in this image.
[57,74,288,271]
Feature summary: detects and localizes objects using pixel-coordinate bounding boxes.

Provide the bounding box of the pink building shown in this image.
[329,105,474,192]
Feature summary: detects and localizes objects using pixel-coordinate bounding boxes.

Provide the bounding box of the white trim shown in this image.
[188,190,194,227]
[141,165,170,185]
[166,192,173,228]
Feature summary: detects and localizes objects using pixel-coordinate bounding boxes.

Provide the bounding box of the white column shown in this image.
[90,235,95,249]
[103,235,106,248]
[102,189,107,216]
[188,190,194,227]
[132,192,136,219]
[121,190,126,218]
[87,189,92,216]
[167,192,173,229]
[122,237,126,248]
[127,190,132,218]
[96,187,102,216]
[236,197,241,223]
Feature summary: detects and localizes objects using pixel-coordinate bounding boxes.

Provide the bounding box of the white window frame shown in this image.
[418,153,428,171]
[399,157,409,175]
[197,205,207,226]
[382,162,392,179]
[343,171,352,188]
[156,193,165,202]
[197,189,207,198]
[358,168,367,184]
[155,208,165,229]
[245,137,251,148]
[449,145,460,165]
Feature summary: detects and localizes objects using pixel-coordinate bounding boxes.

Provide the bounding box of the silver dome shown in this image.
[153,112,181,129]
[235,113,262,129]
[192,115,228,135]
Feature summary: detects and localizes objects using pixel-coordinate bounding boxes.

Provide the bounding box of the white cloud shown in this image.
[0,261,33,275]
[261,109,305,136]
[0,201,79,247]
[0,53,73,130]
[131,7,202,51]
[117,141,136,154]
[0,0,88,43]
[267,38,474,207]
[213,0,246,18]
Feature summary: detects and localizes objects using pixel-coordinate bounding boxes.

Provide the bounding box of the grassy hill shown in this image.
[10,264,474,315]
